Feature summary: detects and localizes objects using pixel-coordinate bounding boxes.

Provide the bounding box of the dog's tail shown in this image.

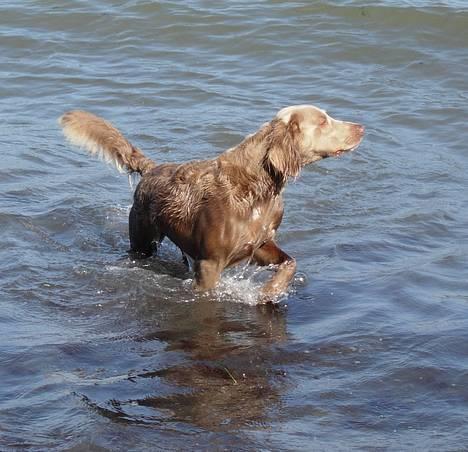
[59,110,156,175]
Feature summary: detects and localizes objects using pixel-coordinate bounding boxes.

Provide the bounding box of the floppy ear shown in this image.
[264,113,302,181]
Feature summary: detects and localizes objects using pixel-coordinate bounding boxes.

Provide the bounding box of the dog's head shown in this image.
[264,105,365,180]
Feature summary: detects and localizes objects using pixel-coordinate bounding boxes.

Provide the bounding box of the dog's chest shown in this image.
[245,198,283,246]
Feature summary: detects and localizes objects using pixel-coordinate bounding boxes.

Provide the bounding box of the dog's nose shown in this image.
[355,124,365,135]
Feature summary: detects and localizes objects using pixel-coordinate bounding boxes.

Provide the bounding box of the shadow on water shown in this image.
[77,298,290,432]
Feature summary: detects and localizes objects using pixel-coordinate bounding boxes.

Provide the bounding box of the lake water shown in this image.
[1,1,468,450]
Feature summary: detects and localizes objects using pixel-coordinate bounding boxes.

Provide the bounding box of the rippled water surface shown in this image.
[2,1,468,450]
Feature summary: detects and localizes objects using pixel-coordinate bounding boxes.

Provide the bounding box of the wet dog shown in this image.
[60,105,364,302]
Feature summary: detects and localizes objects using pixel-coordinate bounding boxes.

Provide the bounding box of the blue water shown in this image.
[1,1,468,450]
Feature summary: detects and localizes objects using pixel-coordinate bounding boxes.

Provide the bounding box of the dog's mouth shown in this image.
[330,143,360,157]
[328,132,364,158]
[335,125,365,157]
[331,149,345,157]
[320,144,359,159]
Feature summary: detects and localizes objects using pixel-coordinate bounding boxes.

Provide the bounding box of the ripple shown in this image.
[2,0,468,449]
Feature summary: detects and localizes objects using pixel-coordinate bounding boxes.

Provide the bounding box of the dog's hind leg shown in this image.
[128,205,160,258]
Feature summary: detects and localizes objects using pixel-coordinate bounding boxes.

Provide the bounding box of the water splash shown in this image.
[99,216,293,306]
[214,264,270,306]
[128,173,140,192]
[106,255,291,306]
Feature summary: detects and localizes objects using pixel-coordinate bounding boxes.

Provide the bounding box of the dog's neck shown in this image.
[219,123,289,198]
[220,123,270,166]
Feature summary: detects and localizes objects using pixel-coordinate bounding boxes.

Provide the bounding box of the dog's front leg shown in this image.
[193,259,223,291]
[253,241,296,303]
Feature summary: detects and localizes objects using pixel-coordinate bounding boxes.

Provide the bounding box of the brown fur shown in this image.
[59,105,364,303]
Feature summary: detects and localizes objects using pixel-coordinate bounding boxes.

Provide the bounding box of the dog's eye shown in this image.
[319,116,327,126]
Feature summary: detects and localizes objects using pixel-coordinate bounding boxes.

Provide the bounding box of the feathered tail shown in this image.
[59,110,156,175]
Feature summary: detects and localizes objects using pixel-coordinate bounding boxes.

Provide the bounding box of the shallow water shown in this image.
[1,1,468,450]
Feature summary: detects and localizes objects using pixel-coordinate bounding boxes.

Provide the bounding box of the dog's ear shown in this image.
[264,113,302,182]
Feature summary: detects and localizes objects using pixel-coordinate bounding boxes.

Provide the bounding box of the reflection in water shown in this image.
[82,300,289,430]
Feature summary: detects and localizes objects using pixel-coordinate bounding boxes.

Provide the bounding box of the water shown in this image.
[1,1,468,450]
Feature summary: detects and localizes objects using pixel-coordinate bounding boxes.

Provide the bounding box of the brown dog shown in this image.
[59,105,364,302]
